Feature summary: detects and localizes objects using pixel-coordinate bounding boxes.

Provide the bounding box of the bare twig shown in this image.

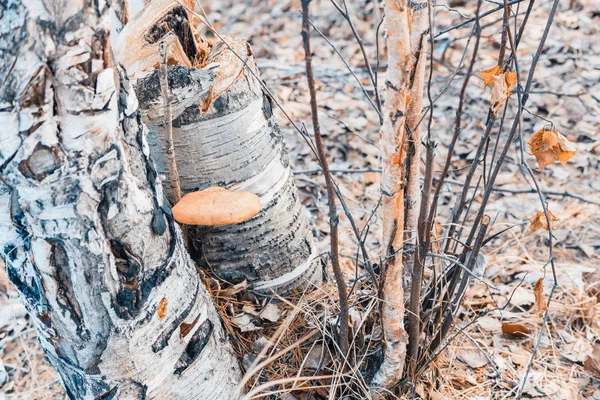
[302,15,383,120]
[442,179,600,206]
[407,142,435,375]
[434,0,526,39]
[330,0,383,120]
[159,40,182,205]
[513,2,561,396]
[430,0,483,254]
[301,0,349,361]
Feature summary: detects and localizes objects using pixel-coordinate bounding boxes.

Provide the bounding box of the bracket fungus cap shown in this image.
[172,187,260,226]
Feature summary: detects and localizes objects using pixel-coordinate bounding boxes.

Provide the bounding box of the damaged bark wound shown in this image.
[114,0,199,81]
[116,0,321,294]
[0,0,240,398]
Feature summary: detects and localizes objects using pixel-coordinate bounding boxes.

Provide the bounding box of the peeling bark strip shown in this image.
[115,0,321,294]
[0,1,241,398]
[373,0,428,392]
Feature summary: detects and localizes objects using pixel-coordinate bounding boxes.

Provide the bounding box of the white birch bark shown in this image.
[0,1,241,398]
[114,2,321,294]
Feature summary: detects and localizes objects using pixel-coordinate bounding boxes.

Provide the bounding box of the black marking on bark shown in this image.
[133,303,158,329]
[145,160,157,184]
[95,385,118,400]
[18,144,61,181]
[134,114,179,306]
[2,244,17,262]
[135,71,161,106]
[63,378,80,400]
[59,366,114,400]
[172,103,201,126]
[3,192,43,308]
[89,145,122,189]
[151,283,199,353]
[39,311,52,328]
[212,77,257,117]
[4,190,46,308]
[136,66,196,107]
[151,209,167,236]
[5,263,40,308]
[0,139,22,173]
[92,29,110,70]
[173,319,213,376]
[109,240,143,319]
[276,129,290,169]
[98,180,122,224]
[143,6,197,62]
[116,285,139,315]
[49,240,85,334]
[140,213,178,304]
[363,345,384,384]
[98,171,148,316]
[161,203,173,218]
[135,126,161,211]
[262,90,273,120]
[112,240,141,279]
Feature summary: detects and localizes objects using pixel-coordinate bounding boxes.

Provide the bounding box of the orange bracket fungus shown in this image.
[172,186,260,226]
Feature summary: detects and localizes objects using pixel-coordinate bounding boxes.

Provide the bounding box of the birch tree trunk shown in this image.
[114,1,321,294]
[372,0,428,392]
[0,1,241,398]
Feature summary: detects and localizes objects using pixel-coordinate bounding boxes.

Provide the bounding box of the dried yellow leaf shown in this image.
[479,65,502,87]
[530,209,558,231]
[527,129,576,169]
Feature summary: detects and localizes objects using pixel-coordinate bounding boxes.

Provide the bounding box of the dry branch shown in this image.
[301,0,349,362]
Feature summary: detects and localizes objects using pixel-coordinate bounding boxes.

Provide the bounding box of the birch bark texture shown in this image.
[115,1,321,294]
[0,1,241,398]
[372,0,428,392]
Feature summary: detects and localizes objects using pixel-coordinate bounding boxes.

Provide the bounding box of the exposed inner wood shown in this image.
[114,0,203,80]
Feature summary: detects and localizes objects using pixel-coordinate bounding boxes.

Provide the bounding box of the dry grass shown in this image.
[197,204,600,399]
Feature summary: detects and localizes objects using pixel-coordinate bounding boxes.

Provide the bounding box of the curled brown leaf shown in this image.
[479,66,517,115]
[530,209,558,231]
[501,322,530,338]
[489,72,517,115]
[479,65,502,87]
[527,129,576,169]
[533,278,548,315]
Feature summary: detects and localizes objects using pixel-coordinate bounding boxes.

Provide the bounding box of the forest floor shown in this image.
[1,0,600,399]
